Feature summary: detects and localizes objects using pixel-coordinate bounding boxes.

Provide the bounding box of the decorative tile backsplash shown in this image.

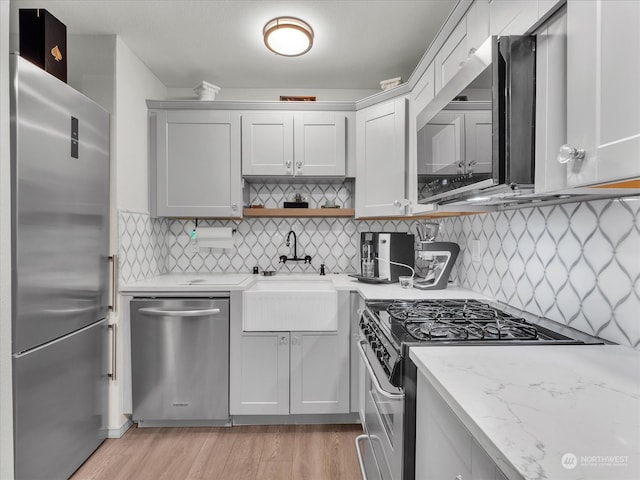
[119,193,640,349]
[118,210,170,284]
[439,197,640,349]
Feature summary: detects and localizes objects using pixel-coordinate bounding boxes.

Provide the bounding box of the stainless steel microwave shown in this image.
[416,36,536,205]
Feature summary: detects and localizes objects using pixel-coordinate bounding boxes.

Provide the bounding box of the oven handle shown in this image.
[358,341,404,400]
[355,434,371,480]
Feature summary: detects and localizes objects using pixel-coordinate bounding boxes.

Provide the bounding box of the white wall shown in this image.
[109,37,167,431]
[0,1,14,478]
[115,37,167,213]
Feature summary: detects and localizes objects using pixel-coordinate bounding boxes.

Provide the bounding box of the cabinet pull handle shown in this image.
[557,144,586,164]
[455,475,463,480]
[468,47,476,57]
[108,323,117,381]
[108,255,118,312]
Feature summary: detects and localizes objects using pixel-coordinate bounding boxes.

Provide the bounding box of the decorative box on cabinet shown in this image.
[563,0,640,188]
[241,112,346,177]
[149,109,242,218]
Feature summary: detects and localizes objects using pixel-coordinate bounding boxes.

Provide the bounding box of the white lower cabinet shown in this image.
[232,332,290,415]
[416,373,507,480]
[230,317,350,416]
[290,331,349,414]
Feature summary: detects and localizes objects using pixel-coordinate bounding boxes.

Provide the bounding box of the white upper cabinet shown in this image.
[150,109,242,218]
[242,112,346,177]
[564,0,640,187]
[241,113,294,176]
[489,0,538,35]
[535,9,568,194]
[435,0,489,94]
[355,97,408,218]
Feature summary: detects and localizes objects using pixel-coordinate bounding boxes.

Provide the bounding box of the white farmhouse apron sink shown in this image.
[243,279,337,331]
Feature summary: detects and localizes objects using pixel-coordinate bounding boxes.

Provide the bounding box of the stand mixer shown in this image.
[413,222,460,290]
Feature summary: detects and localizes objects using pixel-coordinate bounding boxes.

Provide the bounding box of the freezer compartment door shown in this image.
[11,56,110,353]
[131,298,230,422]
[13,319,108,480]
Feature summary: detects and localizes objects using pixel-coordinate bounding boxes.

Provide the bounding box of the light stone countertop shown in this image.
[410,345,640,480]
[121,272,484,300]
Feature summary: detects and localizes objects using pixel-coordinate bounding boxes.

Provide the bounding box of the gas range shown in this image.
[360,298,606,387]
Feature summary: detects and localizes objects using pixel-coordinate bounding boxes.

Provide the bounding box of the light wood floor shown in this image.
[71,424,364,480]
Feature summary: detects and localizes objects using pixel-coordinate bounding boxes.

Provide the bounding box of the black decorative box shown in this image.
[20,9,67,83]
[283,202,309,208]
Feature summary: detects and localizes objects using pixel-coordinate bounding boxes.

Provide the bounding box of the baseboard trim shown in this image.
[107,418,133,438]
[232,413,360,426]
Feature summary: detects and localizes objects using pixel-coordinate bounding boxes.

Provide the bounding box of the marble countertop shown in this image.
[121,272,483,300]
[410,345,640,480]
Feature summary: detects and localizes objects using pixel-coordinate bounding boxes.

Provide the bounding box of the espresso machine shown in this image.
[413,222,459,290]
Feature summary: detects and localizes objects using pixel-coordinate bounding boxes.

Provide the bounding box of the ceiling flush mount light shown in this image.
[263,17,314,57]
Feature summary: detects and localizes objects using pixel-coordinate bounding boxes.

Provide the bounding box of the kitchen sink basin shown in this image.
[243,279,337,331]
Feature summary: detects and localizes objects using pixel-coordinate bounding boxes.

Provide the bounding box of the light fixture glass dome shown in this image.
[263,17,314,57]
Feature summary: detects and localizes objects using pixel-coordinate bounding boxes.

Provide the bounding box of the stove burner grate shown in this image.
[387,299,541,342]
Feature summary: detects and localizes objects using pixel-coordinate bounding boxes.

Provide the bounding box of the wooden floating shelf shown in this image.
[243,208,355,218]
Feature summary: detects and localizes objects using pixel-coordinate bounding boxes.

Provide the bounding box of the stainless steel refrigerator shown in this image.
[10,54,111,480]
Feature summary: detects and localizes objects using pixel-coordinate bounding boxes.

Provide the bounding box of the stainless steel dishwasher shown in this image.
[130,297,229,426]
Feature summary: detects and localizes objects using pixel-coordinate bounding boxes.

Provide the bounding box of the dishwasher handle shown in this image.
[138,307,221,317]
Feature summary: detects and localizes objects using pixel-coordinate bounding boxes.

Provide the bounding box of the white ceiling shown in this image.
[9,0,457,90]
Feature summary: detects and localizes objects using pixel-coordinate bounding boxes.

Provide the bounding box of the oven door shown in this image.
[357,340,404,480]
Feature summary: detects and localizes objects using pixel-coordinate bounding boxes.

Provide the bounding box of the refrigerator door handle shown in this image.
[108,323,117,381]
[138,307,221,317]
[108,255,118,312]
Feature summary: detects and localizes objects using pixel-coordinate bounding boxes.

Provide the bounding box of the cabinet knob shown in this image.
[279,336,288,345]
[296,161,302,169]
[231,203,238,211]
[557,144,586,164]
[285,160,292,169]
[455,476,463,480]
[291,336,299,345]
[468,47,476,57]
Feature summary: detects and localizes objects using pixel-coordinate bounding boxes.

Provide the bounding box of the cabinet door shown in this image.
[489,0,538,35]
[290,331,349,414]
[355,97,407,218]
[416,375,472,480]
[435,17,468,93]
[413,62,435,114]
[294,113,346,176]
[230,332,289,415]
[566,0,640,187]
[418,111,465,176]
[465,110,493,175]
[466,0,490,56]
[241,113,294,175]
[153,110,242,218]
[535,10,568,194]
